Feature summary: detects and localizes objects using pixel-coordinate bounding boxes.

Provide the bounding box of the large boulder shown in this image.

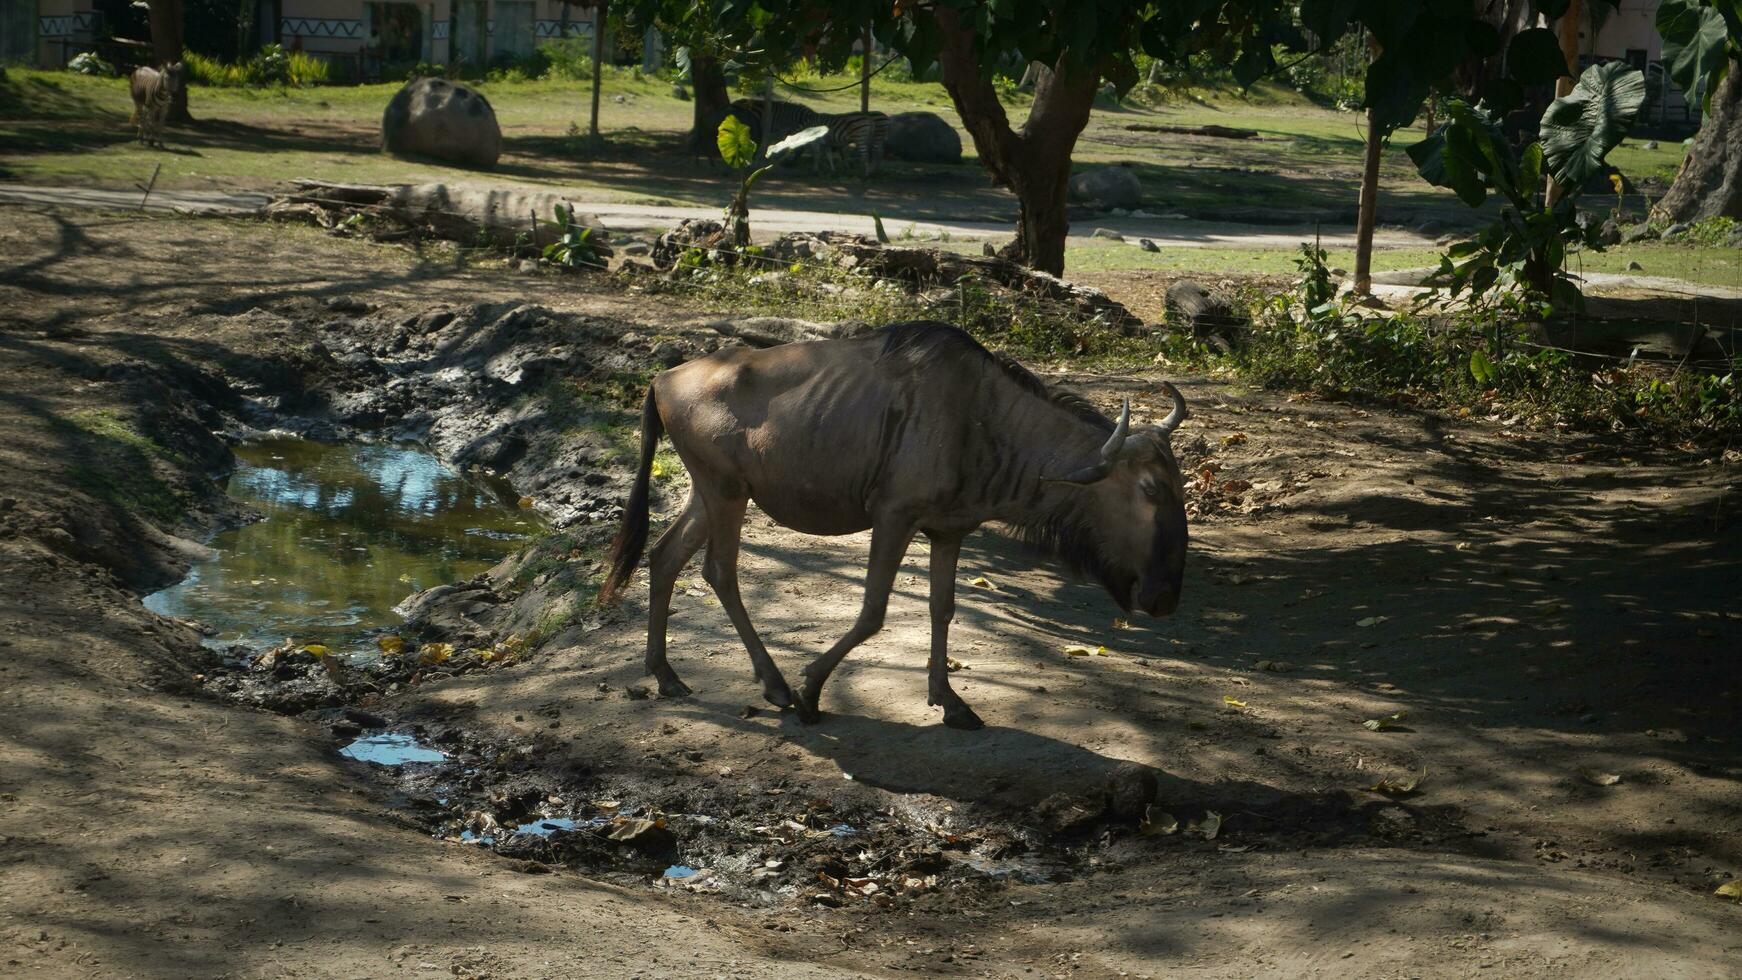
[885,111,962,163]
[382,77,502,169]
[1068,165,1142,210]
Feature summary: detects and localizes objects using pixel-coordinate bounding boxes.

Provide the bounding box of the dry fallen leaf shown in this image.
[518,496,535,509]
[302,644,330,657]
[1369,771,1426,797]
[376,634,406,656]
[1578,767,1622,787]
[1364,710,1408,732]
[1138,805,1178,836]
[1355,616,1388,628]
[1715,880,1742,900]
[1063,644,1095,657]
[970,576,995,589]
[1186,811,1223,840]
[1223,696,1248,708]
[1111,618,1132,630]
[419,642,454,666]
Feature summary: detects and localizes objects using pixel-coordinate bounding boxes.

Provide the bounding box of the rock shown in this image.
[1620,223,1659,244]
[1105,762,1159,821]
[1662,222,1691,241]
[982,241,996,256]
[1597,218,1623,247]
[884,111,962,164]
[1034,792,1102,834]
[1068,165,1143,210]
[1091,228,1125,241]
[1627,260,1645,271]
[1138,238,1159,252]
[671,83,689,101]
[621,241,651,256]
[381,77,502,169]
[1644,140,1659,150]
[1416,219,1449,236]
[1165,280,1248,339]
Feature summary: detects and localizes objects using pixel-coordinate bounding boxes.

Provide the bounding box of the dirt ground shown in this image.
[1,207,1740,979]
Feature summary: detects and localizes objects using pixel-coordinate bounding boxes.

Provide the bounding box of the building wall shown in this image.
[1587,0,1662,64]
[34,0,100,69]
[277,0,598,66]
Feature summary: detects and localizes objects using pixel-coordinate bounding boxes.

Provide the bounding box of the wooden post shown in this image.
[589,0,608,138]
[860,24,871,114]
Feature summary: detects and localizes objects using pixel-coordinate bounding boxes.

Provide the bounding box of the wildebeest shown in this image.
[129,62,184,148]
[601,321,1188,729]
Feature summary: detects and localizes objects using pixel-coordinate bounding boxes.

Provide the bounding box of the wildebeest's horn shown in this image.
[1049,399,1129,484]
[1156,382,1188,435]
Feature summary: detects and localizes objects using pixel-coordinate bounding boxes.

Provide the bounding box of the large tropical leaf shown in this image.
[1540,61,1647,188]
[1409,100,1510,207]
[717,114,757,169]
[1657,0,1732,98]
[766,124,830,160]
[1508,27,1571,87]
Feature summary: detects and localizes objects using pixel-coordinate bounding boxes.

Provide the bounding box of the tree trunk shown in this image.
[1353,39,1382,297]
[933,8,1096,276]
[689,53,730,156]
[1655,62,1742,224]
[860,24,871,114]
[589,0,608,138]
[147,0,190,123]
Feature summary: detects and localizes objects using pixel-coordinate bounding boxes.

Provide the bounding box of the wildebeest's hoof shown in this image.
[761,676,797,709]
[795,698,822,725]
[657,676,693,698]
[943,701,985,730]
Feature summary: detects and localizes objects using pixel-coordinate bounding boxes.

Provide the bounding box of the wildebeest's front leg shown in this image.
[924,531,983,730]
[797,521,912,723]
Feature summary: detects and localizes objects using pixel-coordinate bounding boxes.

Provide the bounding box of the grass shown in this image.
[58,409,191,524]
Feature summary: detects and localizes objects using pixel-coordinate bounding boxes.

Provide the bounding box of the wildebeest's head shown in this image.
[1045,384,1189,617]
[162,62,186,94]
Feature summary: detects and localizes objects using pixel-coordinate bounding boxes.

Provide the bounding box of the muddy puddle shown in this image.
[146,437,536,659]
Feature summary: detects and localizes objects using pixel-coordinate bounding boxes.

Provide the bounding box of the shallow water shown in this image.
[339,733,448,766]
[144,438,535,658]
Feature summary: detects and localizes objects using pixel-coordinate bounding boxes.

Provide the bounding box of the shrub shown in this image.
[539,38,594,81]
[68,52,115,77]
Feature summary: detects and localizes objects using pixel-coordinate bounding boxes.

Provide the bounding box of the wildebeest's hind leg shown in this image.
[644,493,709,697]
[797,521,912,723]
[699,495,798,709]
[924,531,983,730]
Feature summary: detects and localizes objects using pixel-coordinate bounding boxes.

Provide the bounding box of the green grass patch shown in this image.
[56,409,191,524]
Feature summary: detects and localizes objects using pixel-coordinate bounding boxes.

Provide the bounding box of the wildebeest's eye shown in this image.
[1139,480,1160,499]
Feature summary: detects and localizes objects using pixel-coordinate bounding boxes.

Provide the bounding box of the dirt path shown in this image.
[2,206,1740,978]
[0,182,1441,251]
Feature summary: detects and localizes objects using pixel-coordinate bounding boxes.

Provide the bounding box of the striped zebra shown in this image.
[815,111,890,177]
[728,98,823,146]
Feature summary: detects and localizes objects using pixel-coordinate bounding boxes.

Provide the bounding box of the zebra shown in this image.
[815,111,890,177]
[128,62,184,148]
[728,98,823,146]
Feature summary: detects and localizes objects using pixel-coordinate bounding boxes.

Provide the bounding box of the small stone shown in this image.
[1092,228,1125,241]
[625,684,650,700]
[1627,260,1644,271]
[1138,238,1159,252]
[1644,140,1659,150]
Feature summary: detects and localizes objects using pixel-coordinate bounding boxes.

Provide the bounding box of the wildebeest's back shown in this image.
[654,329,971,534]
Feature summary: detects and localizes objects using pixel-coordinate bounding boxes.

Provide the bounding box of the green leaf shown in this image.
[1658,0,1730,99]
[1300,0,1358,47]
[1363,710,1409,731]
[766,123,829,160]
[717,114,757,169]
[1541,61,1647,188]
[1470,348,1496,384]
[1508,27,1571,87]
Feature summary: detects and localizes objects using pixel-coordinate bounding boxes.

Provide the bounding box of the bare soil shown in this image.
[2,207,1739,979]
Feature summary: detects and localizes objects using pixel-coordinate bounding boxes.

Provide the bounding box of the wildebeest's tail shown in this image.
[600,386,663,605]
